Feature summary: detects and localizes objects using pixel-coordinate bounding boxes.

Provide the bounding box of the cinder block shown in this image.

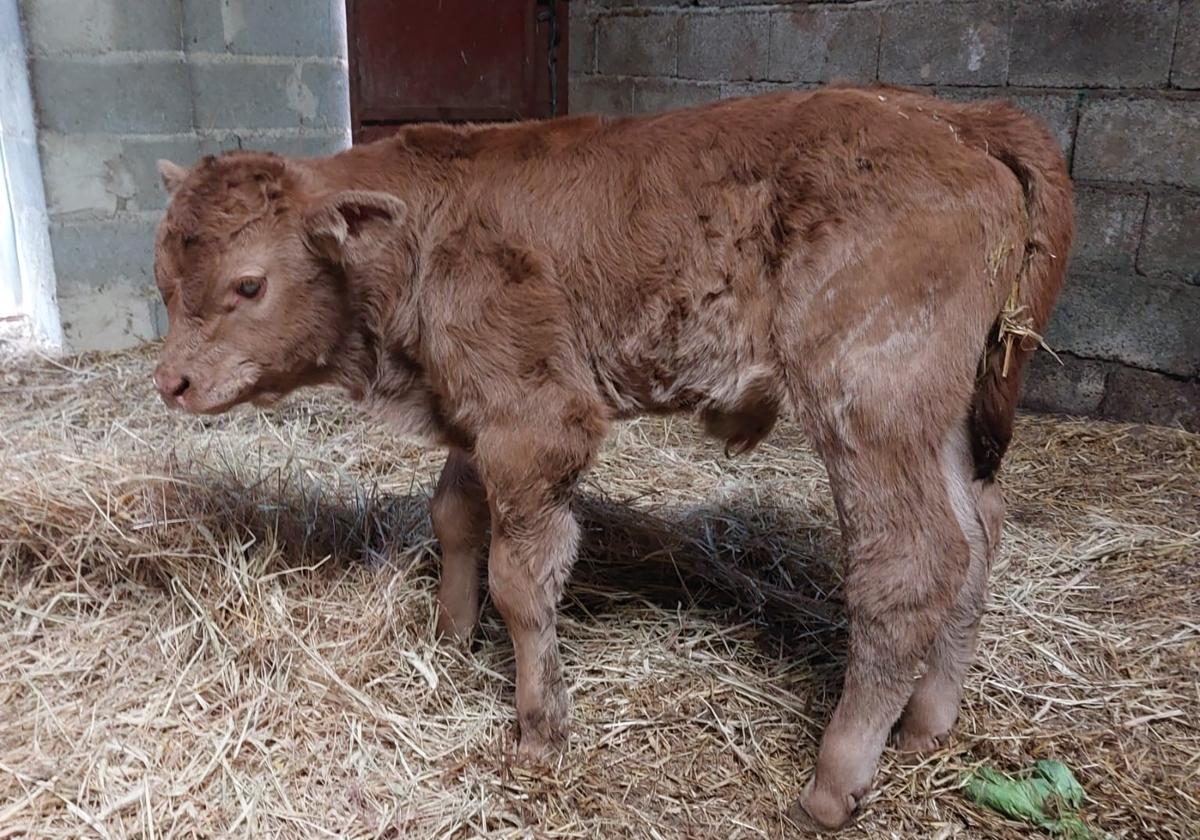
[1074,97,1200,188]
[597,12,677,77]
[198,130,350,159]
[183,0,344,58]
[719,81,798,99]
[22,0,182,54]
[40,133,202,217]
[1071,186,1146,272]
[152,297,169,339]
[191,60,350,131]
[569,6,596,75]
[1046,271,1200,378]
[261,132,351,159]
[30,56,193,133]
[633,78,721,114]
[768,7,880,83]
[59,282,159,352]
[1100,365,1200,431]
[1009,0,1174,88]
[39,134,124,217]
[49,218,157,296]
[879,2,1010,86]
[1020,352,1108,416]
[1007,93,1079,160]
[1138,192,1200,282]
[935,88,1078,159]
[1173,0,1200,89]
[568,75,634,115]
[678,11,769,81]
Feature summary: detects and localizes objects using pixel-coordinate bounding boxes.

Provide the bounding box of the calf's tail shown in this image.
[966,102,1075,481]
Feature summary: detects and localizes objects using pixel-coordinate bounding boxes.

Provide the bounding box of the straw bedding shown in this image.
[1,345,1197,838]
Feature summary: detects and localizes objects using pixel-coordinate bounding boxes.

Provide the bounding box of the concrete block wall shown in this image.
[570,0,1200,430]
[0,0,60,354]
[19,0,351,351]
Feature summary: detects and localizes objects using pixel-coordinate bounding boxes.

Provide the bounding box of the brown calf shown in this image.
[151,84,1072,829]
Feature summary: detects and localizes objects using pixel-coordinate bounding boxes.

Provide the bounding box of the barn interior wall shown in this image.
[570,0,1200,429]
[6,1,1194,427]
[15,0,351,352]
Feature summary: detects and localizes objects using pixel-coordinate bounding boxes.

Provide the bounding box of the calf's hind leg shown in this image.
[430,449,489,641]
[893,425,1005,752]
[795,439,970,830]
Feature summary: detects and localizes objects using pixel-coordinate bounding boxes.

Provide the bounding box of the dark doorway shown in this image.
[346,0,569,143]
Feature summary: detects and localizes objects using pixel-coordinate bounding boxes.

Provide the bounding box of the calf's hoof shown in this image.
[890,699,958,755]
[434,604,476,643]
[789,776,866,832]
[515,729,566,765]
[889,725,952,755]
[514,711,569,765]
[516,733,549,763]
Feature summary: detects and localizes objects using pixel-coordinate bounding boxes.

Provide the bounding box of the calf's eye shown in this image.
[236,278,263,299]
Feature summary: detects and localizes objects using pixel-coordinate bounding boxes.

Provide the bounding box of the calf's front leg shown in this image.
[487,496,579,757]
[474,419,597,759]
[430,449,489,641]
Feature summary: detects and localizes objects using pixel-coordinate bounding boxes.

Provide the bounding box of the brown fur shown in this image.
[151,84,1072,830]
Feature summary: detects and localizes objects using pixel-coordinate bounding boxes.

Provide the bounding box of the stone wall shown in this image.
[570,0,1200,429]
[19,0,351,351]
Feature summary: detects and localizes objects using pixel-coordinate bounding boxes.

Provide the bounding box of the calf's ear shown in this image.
[158,160,189,194]
[302,190,408,263]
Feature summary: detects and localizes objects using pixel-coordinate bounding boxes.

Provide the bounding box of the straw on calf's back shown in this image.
[151,83,1072,830]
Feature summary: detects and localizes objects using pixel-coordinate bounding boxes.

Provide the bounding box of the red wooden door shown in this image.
[347,0,568,142]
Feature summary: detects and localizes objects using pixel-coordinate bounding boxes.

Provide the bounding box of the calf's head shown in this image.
[152,151,406,414]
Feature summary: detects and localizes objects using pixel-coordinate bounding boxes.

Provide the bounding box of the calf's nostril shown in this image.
[173,376,191,397]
